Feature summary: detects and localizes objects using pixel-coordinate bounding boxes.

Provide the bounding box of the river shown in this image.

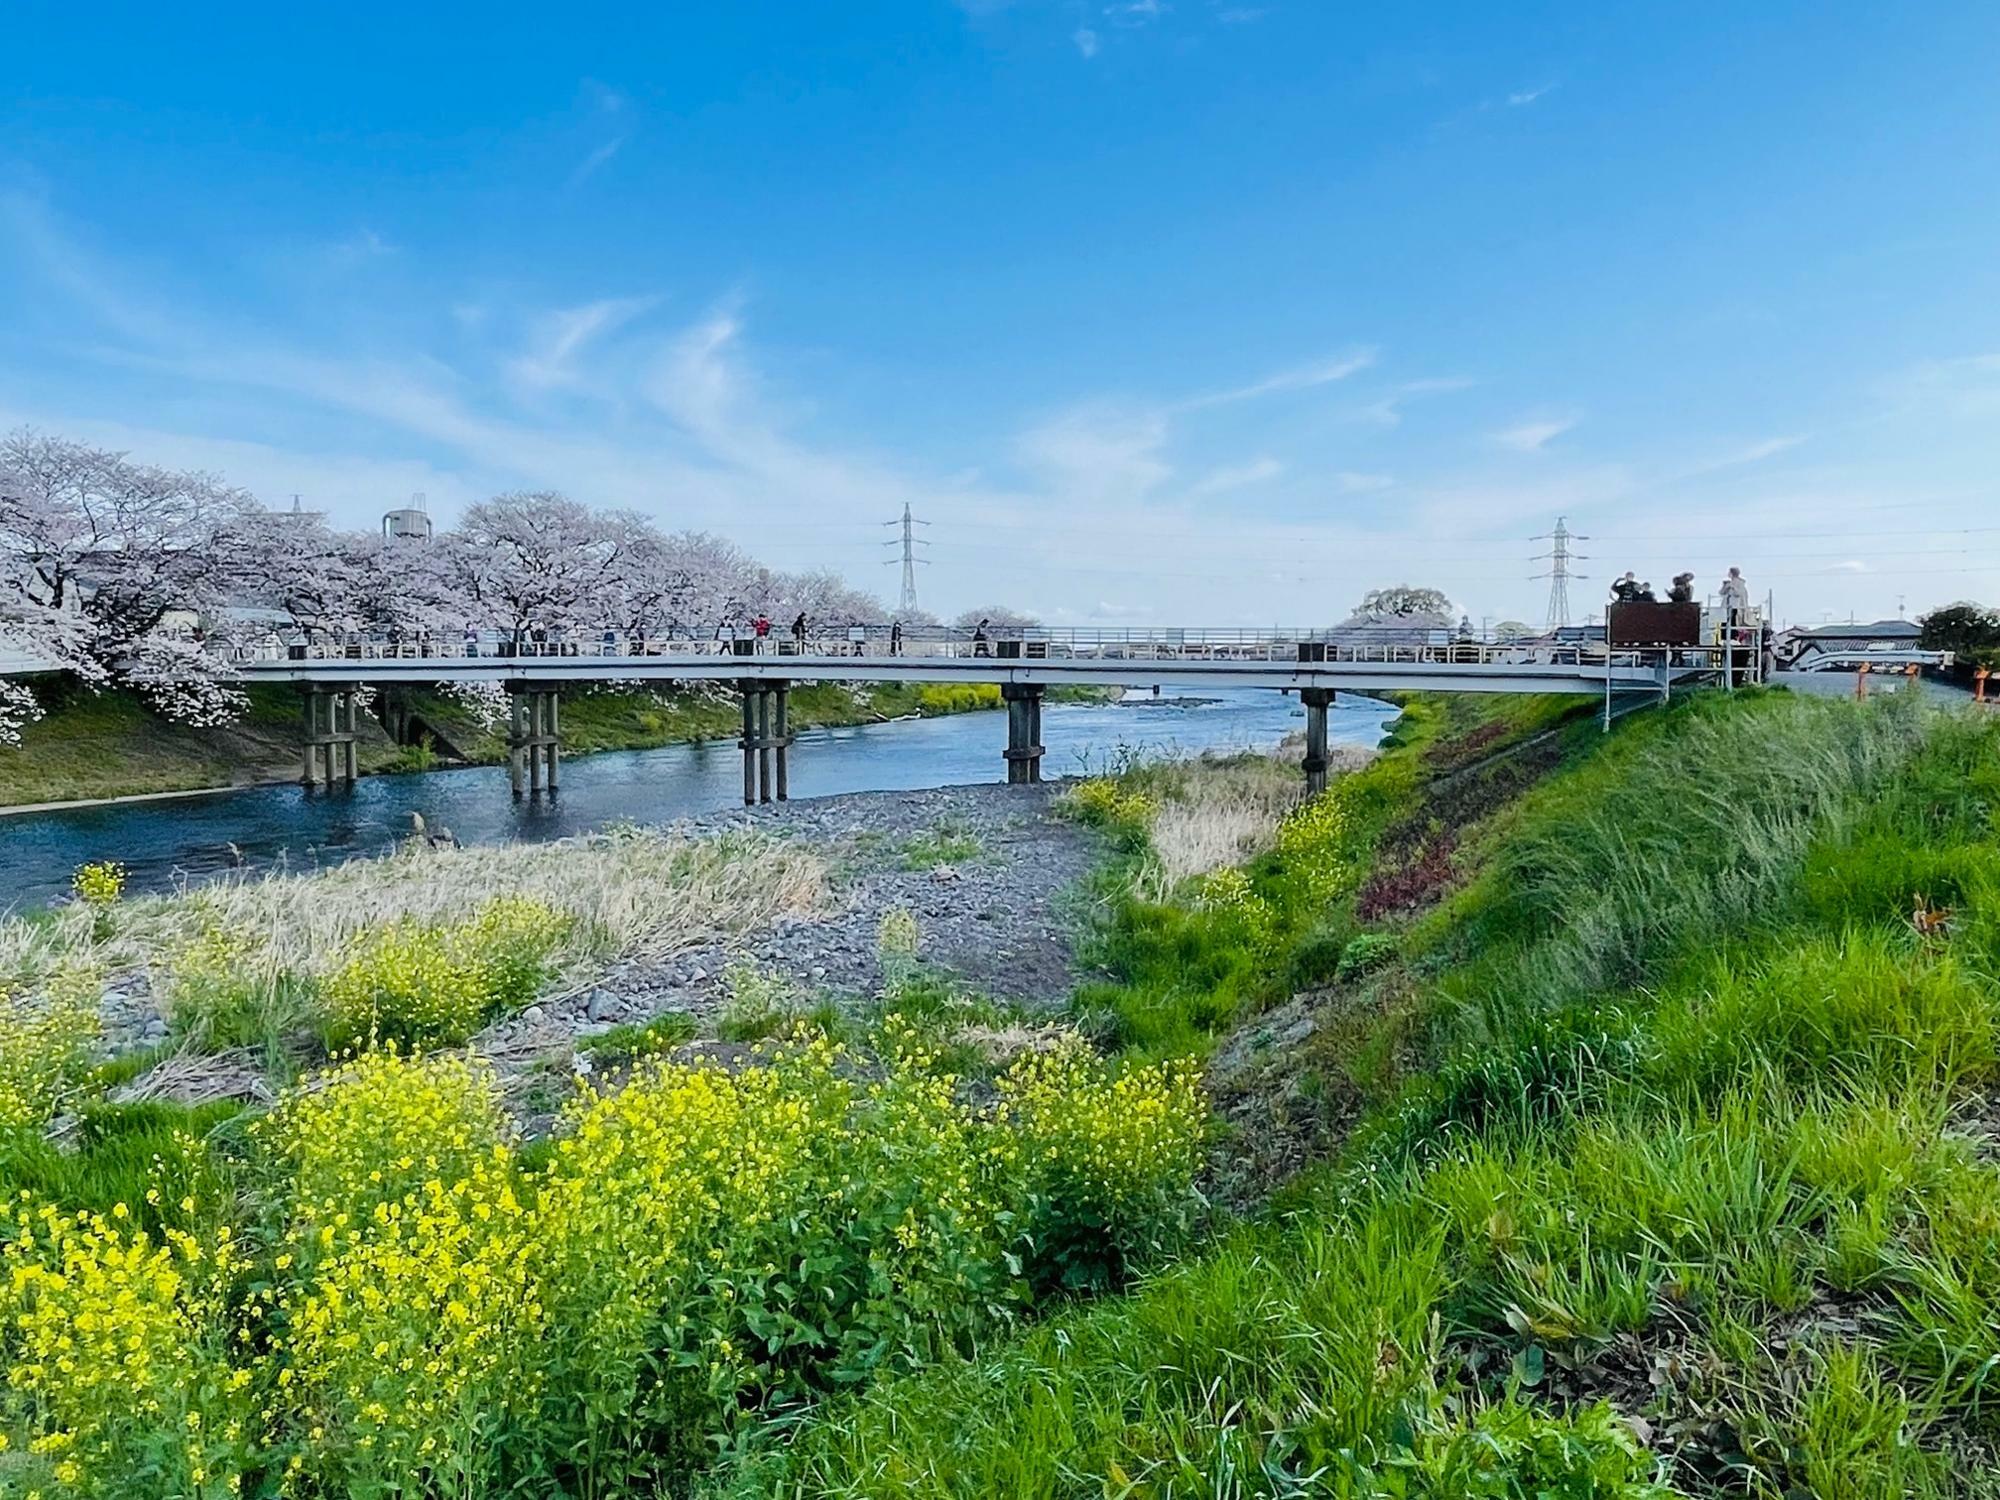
[0,690,1396,910]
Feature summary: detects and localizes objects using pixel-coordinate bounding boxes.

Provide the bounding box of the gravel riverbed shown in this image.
[89,780,1108,1117]
[484,781,1104,1051]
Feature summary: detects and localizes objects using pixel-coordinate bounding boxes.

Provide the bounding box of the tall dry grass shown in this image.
[1136,745,1373,899]
[0,827,827,994]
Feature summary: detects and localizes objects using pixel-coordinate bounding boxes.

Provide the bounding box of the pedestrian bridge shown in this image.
[200,625,1743,805]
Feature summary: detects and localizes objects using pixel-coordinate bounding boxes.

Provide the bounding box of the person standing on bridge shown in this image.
[1719,567,1751,625]
[973,618,991,657]
[754,613,772,653]
[1668,573,1695,604]
[791,612,808,651]
[890,619,903,656]
[1611,572,1641,604]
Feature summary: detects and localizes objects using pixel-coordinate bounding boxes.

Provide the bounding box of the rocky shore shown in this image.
[481,781,1103,1051]
[93,780,1108,1088]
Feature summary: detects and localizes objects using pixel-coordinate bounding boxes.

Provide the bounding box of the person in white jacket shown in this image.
[1719,566,1751,625]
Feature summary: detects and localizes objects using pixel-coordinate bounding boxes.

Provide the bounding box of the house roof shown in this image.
[1793,619,1920,641]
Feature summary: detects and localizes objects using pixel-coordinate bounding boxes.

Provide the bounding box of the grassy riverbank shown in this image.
[0,678,1115,809]
[10,686,1994,1496]
[734,688,2000,1496]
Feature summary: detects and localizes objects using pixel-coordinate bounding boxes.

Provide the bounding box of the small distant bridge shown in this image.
[183,624,1748,805]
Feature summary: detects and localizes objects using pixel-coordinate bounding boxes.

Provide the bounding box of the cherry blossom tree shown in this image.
[439,492,641,645]
[613,528,759,640]
[1354,585,1453,619]
[0,429,258,722]
[773,569,885,629]
[953,604,1039,630]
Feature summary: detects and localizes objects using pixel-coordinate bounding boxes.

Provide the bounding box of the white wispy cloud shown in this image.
[1179,349,1376,411]
[1885,352,2000,419]
[1721,435,1803,466]
[1348,376,1473,427]
[1493,414,1578,452]
[1507,84,1555,106]
[1190,456,1283,495]
[1014,403,1171,501]
[568,136,626,187]
[1333,471,1393,493]
[16,193,1981,628]
[1217,6,1267,22]
[1072,27,1100,57]
[507,296,658,392]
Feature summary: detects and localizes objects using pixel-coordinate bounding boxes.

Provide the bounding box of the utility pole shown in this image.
[882,504,930,613]
[1531,517,1589,631]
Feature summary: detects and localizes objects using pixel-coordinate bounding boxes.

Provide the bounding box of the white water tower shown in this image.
[382,491,433,541]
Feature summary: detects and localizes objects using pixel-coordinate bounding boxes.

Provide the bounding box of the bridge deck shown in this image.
[231,648,1702,697]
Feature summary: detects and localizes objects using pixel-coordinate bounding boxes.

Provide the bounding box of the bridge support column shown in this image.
[1300,688,1334,796]
[1001,682,1044,785]
[739,680,795,805]
[300,686,359,791]
[507,685,560,800]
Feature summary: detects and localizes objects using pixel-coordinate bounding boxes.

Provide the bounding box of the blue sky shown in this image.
[4,1,1998,627]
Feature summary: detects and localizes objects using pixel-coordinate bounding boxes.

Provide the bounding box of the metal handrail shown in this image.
[210,626,1766,679]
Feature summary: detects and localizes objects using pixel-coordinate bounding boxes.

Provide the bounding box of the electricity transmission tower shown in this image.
[1530,517,1588,630]
[882,504,931,612]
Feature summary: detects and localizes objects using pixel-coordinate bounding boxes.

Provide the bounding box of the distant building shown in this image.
[1778,618,1921,669]
[382,492,433,542]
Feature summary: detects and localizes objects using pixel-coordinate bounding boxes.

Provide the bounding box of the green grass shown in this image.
[1062,695,1585,1062]
[0,679,403,806]
[728,695,2000,1497]
[898,819,984,869]
[575,1010,700,1062]
[0,1099,247,1234]
[0,676,1037,808]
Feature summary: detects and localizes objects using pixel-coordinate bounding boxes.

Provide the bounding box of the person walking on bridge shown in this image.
[791,612,808,651]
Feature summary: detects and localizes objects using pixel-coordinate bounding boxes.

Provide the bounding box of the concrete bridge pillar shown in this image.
[300,685,359,791]
[1002,682,1045,785]
[507,684,561,800]
[739,679,794,805]
[1300,688,1335,796]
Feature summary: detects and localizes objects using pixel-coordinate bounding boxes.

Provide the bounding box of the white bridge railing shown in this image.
[215,622,1764,677]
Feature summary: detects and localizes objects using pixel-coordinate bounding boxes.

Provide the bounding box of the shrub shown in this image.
[319,897,568,1049]
[275,1157,544,1499]
[0,968,101,1133]
[876,906,921,977]
[716,959,798,1042]
[0,1198,254,1499]
[165,921,309,1053]
[1383,1401,1673,1498]
[258,1048,509,1241]
[995,1039,1209,1292]
[1338,930,1400,981]
[70,862,126,944]
[1060,777,1156,847]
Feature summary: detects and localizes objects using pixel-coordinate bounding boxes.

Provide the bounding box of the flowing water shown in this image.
[0,690,1395,910]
